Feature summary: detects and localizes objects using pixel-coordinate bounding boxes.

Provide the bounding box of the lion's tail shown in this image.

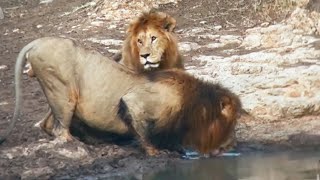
[0,38,41,144]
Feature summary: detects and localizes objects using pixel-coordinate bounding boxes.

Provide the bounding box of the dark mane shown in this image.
[147,69,242,153]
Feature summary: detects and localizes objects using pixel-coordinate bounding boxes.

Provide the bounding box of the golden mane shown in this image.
[117,11,184,73]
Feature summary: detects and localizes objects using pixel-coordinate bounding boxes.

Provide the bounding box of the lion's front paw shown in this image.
[145,146,160,156]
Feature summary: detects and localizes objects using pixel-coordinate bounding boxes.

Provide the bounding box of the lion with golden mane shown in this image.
[0,37,241,156]
[114,11,184,72]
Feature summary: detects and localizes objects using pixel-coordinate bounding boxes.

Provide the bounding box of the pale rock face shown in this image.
[184,8,320,120]
[187,39,320,120]
[92,0,180,22]
[286,8,320,35]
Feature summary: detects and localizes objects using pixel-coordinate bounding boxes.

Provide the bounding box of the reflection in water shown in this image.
[145,151,320,180]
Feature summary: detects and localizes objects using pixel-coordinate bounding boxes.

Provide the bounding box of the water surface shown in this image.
[146,150,320,180]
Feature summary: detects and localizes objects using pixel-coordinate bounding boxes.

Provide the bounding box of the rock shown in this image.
[93,0,180,22]
[21,167,53,179]
[0,7,4,20]
[187,20,320,120]
[91,20,104,26]
[231,63,263,75]
[213,25,222,30]
[86,38,122,46]
[294,0,310,7]
[0,101,8,106]
[286,8,320,35]
[241,33,261,48]
[178,42,201,52]
[55,146,88,159]
[0,65,8,70]
[107,49,120,54]
[40,0,53,4]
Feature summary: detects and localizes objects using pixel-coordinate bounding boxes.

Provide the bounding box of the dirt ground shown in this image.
[0,0,317,179]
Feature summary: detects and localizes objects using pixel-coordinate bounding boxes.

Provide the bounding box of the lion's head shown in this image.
[146,70,242,155]
[182,81,241,154]
[119,11,184,72]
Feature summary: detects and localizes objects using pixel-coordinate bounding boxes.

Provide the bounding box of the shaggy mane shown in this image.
[128,11,170,35]
[147,69,242,153]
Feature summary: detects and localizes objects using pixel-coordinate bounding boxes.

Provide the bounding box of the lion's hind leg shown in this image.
[40,83,78,142]
[48,97,76,142]
[39,108,55,136]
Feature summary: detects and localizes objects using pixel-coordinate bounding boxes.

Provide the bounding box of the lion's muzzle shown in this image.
[144,61,160,70]
[140,54,160,70]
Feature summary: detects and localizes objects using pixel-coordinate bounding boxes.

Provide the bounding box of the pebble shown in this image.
[0,65,8,70]
[40,0,53,4]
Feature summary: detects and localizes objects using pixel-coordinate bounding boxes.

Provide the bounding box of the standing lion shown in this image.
[114,11,184,72]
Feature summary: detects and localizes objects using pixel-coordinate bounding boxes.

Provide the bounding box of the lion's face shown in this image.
[134,27,169,70]
[123,11,181,72]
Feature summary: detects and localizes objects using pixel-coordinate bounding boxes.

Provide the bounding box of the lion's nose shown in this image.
[140,53,150,59]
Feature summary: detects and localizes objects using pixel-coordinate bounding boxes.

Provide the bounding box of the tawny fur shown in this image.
[115,11,184,73]
[0,37,241,156]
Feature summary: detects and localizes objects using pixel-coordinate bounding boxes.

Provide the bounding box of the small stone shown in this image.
[0,101,9,106]
[91,21,104,26]
[0,65,8,70]
[260,22,270,27]
[178,42,201,52]
[40,0,53,4]
[109,24,117,29]
[213,25,222,30]
[36,24,43,28]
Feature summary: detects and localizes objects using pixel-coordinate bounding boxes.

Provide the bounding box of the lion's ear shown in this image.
[220,96,238,121]
[163,15,176,32]
[220,96,231,110]
[220,96,232,117]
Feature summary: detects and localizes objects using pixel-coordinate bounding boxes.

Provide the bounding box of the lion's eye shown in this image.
[151,36,157,42]
[137,39,143,44]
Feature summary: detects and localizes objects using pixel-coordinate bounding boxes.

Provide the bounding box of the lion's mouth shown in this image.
[144,61,160,69]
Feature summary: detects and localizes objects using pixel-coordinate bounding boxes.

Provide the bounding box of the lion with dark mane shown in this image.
[0,37,241,156]
[114,11,184,72]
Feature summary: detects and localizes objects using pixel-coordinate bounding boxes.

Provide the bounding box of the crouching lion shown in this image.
[0,37,241,156]
[114,10,184,72]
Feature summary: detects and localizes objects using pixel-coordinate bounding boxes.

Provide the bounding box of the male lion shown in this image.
[114,11,184,72]
[0,37,241,156]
